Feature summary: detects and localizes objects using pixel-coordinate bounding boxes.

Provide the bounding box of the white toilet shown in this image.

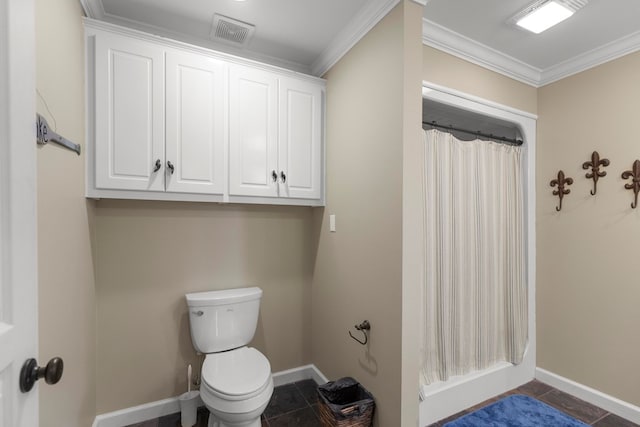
[186,287,274,427]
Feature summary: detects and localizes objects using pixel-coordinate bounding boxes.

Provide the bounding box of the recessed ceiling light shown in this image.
[512,0,588,34]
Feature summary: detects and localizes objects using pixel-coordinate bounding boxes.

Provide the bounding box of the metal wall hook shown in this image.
[621,160,640,209]
[582,151,609,196]
[550,170,573,212]
[348,320,370,345]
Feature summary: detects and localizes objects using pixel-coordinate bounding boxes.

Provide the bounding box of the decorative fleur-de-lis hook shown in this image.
[621,160,640,209]
[550,170,573,212]
[582,151,610,195]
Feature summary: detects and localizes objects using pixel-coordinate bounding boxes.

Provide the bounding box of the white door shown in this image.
[278,77,323,199]
[165,51,226,194]
[229,65,278,197]
[0,0,38,426]
[94,32,165,191]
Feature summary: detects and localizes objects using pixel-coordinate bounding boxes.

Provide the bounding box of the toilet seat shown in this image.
[200,347,274,418]
[201,375,274,416]
[201,347,271,400]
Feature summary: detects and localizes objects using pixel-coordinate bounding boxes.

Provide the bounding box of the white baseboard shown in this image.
[92,364,328,427]
[272,364,328,387]
[91,397,182,427]
[536,368,640,424]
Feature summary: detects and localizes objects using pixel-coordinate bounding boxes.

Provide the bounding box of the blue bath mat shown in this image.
[443,394,589,427]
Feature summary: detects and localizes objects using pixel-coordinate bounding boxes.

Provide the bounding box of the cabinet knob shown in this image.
[167,161,175,175]
[272,170,278,182]
[280,171,286,184]
[153,159,161,173]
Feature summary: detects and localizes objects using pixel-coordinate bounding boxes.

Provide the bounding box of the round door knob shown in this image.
[19,357,64,393]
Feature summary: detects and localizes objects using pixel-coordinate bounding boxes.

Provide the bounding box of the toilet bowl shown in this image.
[186,288,273,427]
[201,347,273,427]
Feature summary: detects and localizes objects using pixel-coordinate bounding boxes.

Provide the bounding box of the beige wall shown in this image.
[423,45,538,114]
[537,51,640,406]
[422,40,640,409]
[401,2,425,426]
[94,201,314,413]
[424,38,640,408]
[41,1,640,423]
[35,0,96,426]
[312,3,422,425]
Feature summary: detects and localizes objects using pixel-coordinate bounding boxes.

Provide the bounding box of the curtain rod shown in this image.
[422,121,523,146]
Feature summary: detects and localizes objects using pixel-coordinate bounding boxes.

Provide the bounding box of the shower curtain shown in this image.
[420,129,527,387]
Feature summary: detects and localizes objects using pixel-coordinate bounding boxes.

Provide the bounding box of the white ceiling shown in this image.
[80,0,640,86]
[80,0,404,76]
[423,0,640,86]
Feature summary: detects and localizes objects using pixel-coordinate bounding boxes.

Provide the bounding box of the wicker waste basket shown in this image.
[317,377,375,427]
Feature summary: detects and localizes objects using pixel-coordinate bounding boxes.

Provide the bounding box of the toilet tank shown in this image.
[186,287,262,353]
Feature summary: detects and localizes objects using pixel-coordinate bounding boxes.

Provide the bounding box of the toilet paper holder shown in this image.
[348,320,370,345]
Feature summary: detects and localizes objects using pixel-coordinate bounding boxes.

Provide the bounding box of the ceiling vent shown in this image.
[210,14,255,47]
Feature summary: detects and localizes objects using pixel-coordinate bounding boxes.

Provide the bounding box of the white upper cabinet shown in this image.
[86,21,325,205]
[165,51,226,195]
[94,32,165,191]
[229,65,279,198]
[229,67,324,200]
[278,77,323,200]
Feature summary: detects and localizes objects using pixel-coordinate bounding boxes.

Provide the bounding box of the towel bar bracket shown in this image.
[36,113,81,155]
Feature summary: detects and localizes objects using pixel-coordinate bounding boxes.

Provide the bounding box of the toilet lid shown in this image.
[202,347,271,396]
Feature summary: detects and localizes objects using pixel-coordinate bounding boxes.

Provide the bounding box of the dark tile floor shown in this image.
[126,378,640,427]
[262,379,322,426]
[124,379,322,427]
[426,380,640,427]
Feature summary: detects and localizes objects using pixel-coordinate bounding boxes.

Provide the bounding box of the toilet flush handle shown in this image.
[192,310,204,317]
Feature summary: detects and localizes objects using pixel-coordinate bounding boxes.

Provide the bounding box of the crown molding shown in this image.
[80,0,427,78]
[79,0,105,19]
[540,29,640,86]
[423,18,640,88]
[422,19,541,87]
[92,14,312,74]
[311,0,401,76]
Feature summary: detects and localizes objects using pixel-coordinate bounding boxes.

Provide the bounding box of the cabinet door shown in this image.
[229,65,278,197]
[278,77,323,199]
[166,51,226,194]
[94,33,165,191]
